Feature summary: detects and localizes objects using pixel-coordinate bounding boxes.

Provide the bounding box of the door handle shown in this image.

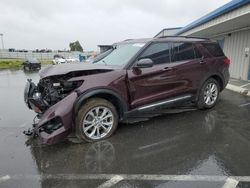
[164,67,174,71]
[200,56,206,64]
[199,60,206,64]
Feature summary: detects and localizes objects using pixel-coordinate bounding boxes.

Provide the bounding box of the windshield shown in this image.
[94,43,145,66]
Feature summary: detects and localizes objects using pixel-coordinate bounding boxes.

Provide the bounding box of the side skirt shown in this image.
[124,94,194,118]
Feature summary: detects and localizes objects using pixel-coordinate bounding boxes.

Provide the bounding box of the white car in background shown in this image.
[52,57,66,65]
[65,57,79,63]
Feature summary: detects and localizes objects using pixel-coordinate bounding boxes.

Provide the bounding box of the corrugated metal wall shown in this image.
[223,29,250,80]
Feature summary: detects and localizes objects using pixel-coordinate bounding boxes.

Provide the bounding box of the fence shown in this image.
[0,50,86,60]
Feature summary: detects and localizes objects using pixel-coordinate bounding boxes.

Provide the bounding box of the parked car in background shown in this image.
[24,36,230,144]
[66,57,79,63]
[52,56,66,65]
[18,49,28,53]
[8,48,15,52]
[23,58,41,71]
[53,55,62,59]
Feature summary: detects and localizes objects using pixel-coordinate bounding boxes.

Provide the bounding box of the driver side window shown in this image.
[138,42,171,64]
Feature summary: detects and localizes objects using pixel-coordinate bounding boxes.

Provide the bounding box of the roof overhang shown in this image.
[177,0,250,37]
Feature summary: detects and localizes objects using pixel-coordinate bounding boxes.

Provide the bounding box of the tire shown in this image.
[24,65,30,71]
[196,78,220,109]
[75,98,118,142]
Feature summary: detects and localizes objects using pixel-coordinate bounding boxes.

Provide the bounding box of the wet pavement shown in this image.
[229,78,250,90]
[0,68,250,188]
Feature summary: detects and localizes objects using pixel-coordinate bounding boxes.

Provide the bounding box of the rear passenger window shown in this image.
[171,43,195,62]
[202,43,224,57]
[139,43,171,64]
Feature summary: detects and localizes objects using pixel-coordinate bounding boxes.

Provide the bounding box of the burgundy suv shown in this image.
[24,36,230,144]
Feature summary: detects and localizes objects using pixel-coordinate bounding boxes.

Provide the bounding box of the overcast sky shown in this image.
[0,0,230,51]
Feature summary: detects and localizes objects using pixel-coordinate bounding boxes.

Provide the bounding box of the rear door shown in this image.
[127,42,185,108]
[169,42,209,94]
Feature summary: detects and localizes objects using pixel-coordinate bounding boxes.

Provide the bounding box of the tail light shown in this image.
[224,58,230,65]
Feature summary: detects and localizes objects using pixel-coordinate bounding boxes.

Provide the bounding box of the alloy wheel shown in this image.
[82,106,114,140]
[204,83,218,106]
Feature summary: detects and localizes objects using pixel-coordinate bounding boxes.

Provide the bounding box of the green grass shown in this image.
[0,59,53,69]
[40,60,53,65]
[0,59,23,69]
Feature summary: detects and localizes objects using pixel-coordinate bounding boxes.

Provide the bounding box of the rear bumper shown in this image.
[34,92,78,144]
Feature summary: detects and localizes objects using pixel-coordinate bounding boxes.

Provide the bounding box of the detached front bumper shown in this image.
[24,80,78,144]
[35,92,77,144]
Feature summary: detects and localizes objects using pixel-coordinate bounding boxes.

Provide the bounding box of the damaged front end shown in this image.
[23,64,115,144]
[23,76,82,144]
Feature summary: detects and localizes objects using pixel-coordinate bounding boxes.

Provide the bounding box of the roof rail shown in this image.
[156,35,209,40]
[154,27,182,38]
[123,39,133,41]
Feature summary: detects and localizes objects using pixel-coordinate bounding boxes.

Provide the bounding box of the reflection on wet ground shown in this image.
[0,69,250,188]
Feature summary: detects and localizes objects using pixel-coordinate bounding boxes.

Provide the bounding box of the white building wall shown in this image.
[223,29,250,80]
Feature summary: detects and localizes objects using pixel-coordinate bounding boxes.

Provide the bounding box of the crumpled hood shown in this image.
[39,63,114,78]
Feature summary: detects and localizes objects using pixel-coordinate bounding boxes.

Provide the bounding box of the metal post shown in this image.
[0,33,4,49]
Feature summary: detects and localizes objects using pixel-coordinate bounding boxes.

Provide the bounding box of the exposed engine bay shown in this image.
[25,77,81,114]
[24,69,111,113]
[38,77,82,108]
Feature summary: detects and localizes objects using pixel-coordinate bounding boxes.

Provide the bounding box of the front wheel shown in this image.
[75,98,118,142]
[197,78,220,109]
[24,65,30,71]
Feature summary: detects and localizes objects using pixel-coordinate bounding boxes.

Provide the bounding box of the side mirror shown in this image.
[135,58,153,68]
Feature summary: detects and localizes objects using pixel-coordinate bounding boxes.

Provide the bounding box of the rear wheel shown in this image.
[197,78,220,109]
[75,98,118,142]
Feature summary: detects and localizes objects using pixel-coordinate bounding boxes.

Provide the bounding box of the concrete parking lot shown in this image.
[0,68,250,188]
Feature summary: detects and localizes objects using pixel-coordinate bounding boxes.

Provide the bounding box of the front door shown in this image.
[127,42,182,108]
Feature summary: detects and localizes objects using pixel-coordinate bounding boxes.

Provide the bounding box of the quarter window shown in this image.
[202,43,224,57]
[139,43,171,64]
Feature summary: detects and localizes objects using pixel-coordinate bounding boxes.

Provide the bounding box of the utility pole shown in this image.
[0,33,4,49]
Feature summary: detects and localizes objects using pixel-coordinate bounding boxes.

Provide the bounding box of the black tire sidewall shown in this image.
[75,98,118,142]
[197,78,220,109]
